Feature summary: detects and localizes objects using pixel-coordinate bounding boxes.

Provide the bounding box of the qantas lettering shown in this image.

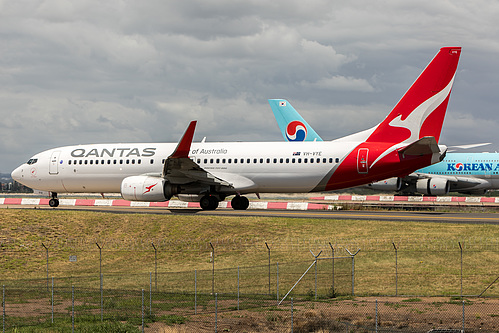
[71,148,156,158]
[446,163,499,172]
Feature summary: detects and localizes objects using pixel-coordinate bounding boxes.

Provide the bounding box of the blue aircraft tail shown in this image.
[268,99,323,142]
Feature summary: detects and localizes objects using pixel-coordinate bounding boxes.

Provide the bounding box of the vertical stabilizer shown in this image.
[268,99,323,142]
[367,47,461,145]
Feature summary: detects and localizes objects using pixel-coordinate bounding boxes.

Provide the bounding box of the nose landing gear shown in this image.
[49,192,59,208]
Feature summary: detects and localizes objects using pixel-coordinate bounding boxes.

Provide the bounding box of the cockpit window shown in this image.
[27,158,38,165]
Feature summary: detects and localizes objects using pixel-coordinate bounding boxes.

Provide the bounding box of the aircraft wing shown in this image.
[162,121,233,187]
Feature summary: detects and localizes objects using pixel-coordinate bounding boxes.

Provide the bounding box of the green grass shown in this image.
[1,209,499,297]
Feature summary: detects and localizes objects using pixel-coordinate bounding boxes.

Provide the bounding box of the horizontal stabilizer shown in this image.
[398,136,440,156]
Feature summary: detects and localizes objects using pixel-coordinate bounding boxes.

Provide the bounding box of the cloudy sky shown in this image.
[1,0,499,173]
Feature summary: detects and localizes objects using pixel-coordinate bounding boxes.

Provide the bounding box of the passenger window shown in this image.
[234,159,237,164]
[323,158,326,163]
[304,158,308,163]
[286,158,289,163]
[335,158,339,163]
[149,159,153,164]
[216,159,220,164]
[90,160,93,165]
[292,158,295,163]
[138,160,141,164]
[247,159,251,164]
[280,158,283,163]
[120,160,123,164]
[204,159,208,164]
[132,159,135,164]
[266,158,270,163]
[222,159,226,163]
[298,158,301,163]
[273,158,277,163]
[68,160,72,165]
[260,158,263,163]
[310,159,314,163]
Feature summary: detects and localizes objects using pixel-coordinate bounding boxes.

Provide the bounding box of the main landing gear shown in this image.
[199,194,249,210]
[49,192,59,208]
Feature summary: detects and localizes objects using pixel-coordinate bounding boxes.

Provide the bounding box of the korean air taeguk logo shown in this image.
[455,163,464,171]
[286,121,307,141]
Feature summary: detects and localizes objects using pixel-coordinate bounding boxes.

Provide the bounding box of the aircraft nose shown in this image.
[11,165,24,182]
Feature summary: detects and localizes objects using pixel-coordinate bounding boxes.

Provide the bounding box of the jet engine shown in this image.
[368,177,402,191]
[416,177,450,196]
[121,176,180,202]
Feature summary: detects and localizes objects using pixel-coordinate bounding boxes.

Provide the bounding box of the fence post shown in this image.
[210,242,215,294]
[141,289,145,333]
[345,248,360,296]
[310,250,322,300]
[96,243,102,281]
[265,242,271,295]
[215,293,218,333]
[237,266,240,311]
[462,300,465,332]
[51,277,54,324]
[151,243,158,292]
[194,270,197,315]
[149,272,152,316]
[291,297,294,333]
[276,262,279,302]
[459,242,463,297]
[3,285,5,333]
[42,243,49,292]
[375,299,378,332]
[72,285,75,333]
[329,242,335,294]
[100,273,103,322]
[392,242,398,296]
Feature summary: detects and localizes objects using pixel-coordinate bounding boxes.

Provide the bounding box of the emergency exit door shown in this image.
[357,148,369,174]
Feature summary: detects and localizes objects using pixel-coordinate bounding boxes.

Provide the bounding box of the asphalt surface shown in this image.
[7,205,499,224]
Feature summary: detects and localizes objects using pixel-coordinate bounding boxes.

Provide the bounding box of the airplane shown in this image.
[11,47,461,210]
[269,89,498,196]
[368,152,499,195]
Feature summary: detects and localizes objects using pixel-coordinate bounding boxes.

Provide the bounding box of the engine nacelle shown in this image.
[416,177,450,196]
[121,176,179,202]
[368,177,402,191]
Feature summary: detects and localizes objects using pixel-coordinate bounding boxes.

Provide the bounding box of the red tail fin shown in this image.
[367,47,461,144]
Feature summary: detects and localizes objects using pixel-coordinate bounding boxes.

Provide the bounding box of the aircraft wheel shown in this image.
[239,196,249,210]
[200,195,219,210]
[49,198,59,208]
[231,195,249,210]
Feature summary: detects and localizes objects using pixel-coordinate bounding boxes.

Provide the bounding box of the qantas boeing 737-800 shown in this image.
[11,47,461,210]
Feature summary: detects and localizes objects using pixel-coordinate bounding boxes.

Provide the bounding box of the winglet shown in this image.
[170,121,197,158]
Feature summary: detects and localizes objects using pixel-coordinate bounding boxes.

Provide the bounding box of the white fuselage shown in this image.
[11,141,353,194]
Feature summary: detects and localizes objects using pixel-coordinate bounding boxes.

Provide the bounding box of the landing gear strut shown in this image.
[200,194,219,210]
[49,192,59,208]
[231,195,249,210]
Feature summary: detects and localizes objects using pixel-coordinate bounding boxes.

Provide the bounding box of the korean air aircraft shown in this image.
[368,152,499,195]
[11,47,461,210]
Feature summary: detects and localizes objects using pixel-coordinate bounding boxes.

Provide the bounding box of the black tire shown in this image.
[231,196,242,210]
[200,195,219,210]
[239,196,249,210]
[49,198,59,208]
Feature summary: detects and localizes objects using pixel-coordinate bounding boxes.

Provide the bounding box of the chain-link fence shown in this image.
[1,280,498,332]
